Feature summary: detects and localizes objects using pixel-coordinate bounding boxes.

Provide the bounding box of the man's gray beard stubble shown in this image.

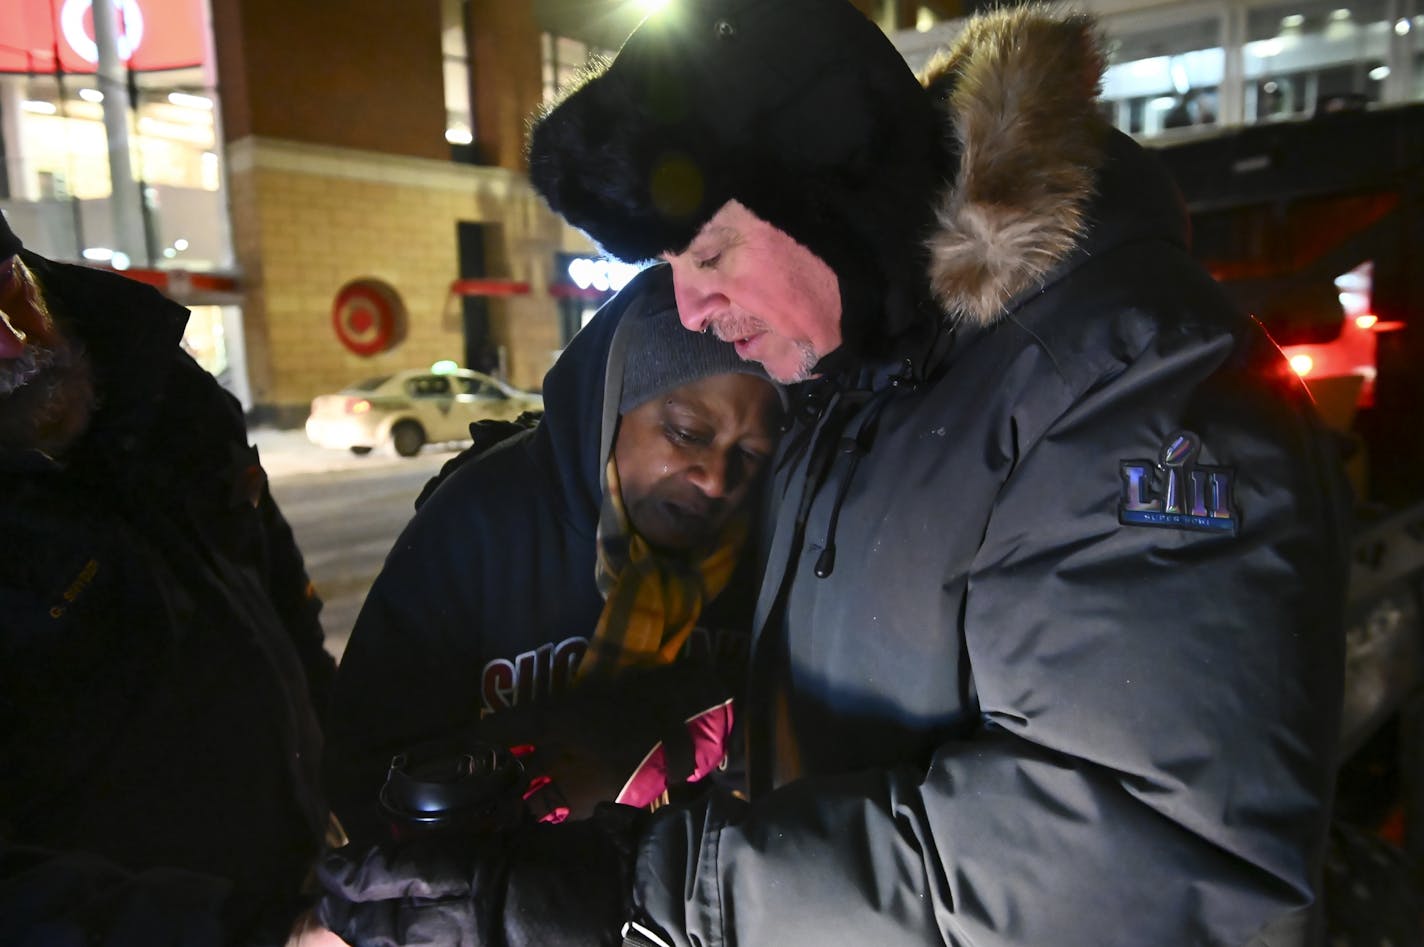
[0,338,93,453]
[711,316,820,383]
[780,340,820,384]
[0,344,54,396]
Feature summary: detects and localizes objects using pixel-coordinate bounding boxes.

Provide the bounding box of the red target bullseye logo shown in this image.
[332,279,407,357]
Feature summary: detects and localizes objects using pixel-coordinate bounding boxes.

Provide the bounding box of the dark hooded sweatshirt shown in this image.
[0,254,333,945]
[323,266,760,844]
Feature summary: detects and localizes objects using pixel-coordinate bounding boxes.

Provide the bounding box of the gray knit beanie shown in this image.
[618,304,778,413]
[597,264,786,471]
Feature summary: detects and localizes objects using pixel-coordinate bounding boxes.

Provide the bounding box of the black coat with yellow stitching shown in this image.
[0,255,332,946]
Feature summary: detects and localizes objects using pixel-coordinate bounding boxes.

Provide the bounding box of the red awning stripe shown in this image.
[449,278,531,297]
[547,284,611,300]
[93,265,239,294]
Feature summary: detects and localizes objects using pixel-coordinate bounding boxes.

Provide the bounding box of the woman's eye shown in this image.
[695,253,721,270]
[665,424,712,447]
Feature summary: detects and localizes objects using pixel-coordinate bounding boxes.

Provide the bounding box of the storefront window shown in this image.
[441,0,473,148]
[181,304,228,375]
[1245,1,1393,118]
[902,1,1423,140]
[1102,16,1224,137]
[542,33,604,106]
[181,303,249,406]
[0,0,228,270]
[1411,12,1424,101]
[551,252,643,344]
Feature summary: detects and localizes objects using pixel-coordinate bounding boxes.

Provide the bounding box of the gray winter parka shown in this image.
[631,10,1352,947]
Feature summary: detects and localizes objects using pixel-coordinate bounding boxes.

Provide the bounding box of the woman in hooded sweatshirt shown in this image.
[322,264,785,845]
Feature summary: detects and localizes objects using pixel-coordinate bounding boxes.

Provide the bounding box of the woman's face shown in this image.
[613,372,782,551]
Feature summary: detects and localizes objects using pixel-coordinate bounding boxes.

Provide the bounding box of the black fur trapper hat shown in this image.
[527,0,952,349]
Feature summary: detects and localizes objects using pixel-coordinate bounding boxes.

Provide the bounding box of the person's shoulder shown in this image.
[141,351,250,472]
[1004,240,1245,387]
[24,251,186,334]
[410,428,551,528]
[413,416,542,511]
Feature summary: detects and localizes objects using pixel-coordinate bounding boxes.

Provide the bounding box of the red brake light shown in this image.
[1354,313,1378,330]
[1288,353,1314,377]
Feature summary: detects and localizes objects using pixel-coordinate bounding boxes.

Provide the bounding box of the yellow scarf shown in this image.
[577,456,747,684]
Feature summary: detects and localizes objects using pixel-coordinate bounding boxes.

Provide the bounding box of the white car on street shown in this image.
[305,367,543,457]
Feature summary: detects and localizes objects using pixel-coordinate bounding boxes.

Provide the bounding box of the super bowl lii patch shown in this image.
[1118,431,1238,535]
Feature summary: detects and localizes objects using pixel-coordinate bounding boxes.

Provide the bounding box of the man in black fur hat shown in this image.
[0,212,339,946]
[317,4,1353,945]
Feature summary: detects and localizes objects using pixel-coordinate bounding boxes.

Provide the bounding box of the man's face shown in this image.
[0,254,92,453]
[0,255,64,394]
[662,200,842,384]
[613,372,781,552]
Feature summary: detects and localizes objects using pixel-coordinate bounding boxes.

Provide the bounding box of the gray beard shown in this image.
[0,344,56,396]
[711,317,820,382]
[0,338,94,454]
[776,341,821,384]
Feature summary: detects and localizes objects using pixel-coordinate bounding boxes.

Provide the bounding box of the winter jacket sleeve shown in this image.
[253,475,335,714]
[322,467,506,843]
[322,435,601,843]
[631,317,1351,946]
[161,349,335,714]
[196,354,334,713]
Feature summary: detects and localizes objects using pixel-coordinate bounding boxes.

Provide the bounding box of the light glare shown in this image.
[167,92,214,110]
[1247,38,1285,58]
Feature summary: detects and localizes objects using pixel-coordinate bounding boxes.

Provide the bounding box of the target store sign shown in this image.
[332,279,407,357]
[1,0,205,74]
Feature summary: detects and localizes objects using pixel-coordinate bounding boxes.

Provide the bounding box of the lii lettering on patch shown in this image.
[1118,431,1238,535]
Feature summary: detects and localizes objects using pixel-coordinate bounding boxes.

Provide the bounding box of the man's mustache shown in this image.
[710,315,767,343]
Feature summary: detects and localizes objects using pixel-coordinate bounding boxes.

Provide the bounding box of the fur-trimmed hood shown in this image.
[920,6,1112,329]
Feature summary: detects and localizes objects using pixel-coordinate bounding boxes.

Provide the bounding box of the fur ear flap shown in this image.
[527,68,721,262]
[526,0,943,267]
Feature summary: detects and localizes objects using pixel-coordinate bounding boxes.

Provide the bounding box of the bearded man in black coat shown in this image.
[0,212,337,947]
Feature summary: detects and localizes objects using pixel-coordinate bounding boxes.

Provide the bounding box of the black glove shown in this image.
[477,661,735,822]
[315,804,646,947]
